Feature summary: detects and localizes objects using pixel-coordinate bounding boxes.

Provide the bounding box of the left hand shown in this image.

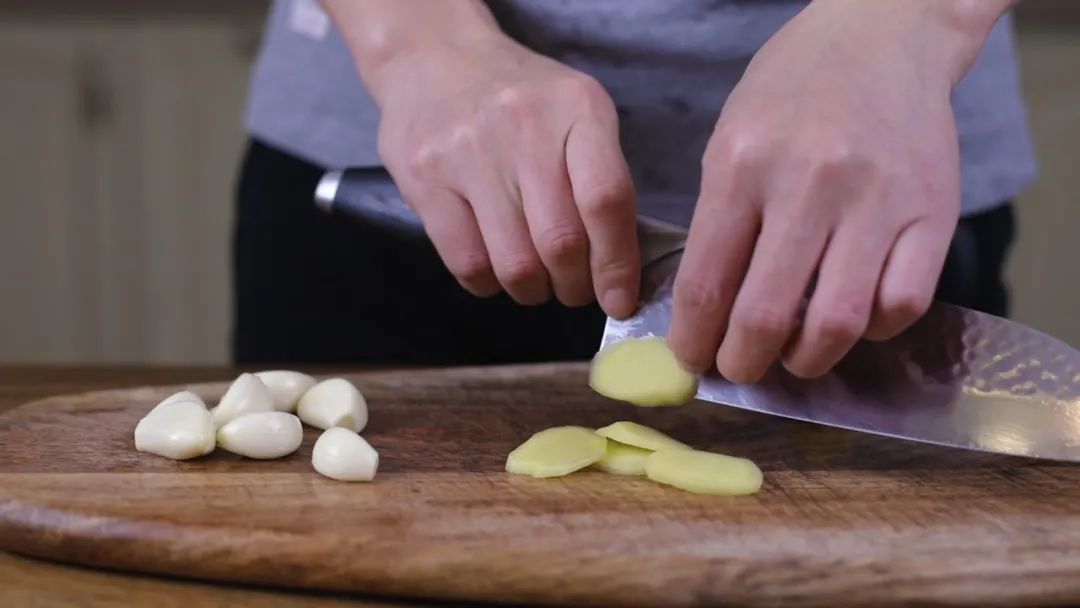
[668,0,1011,382]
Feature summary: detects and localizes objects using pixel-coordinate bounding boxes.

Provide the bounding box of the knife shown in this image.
[316,167,1080,462]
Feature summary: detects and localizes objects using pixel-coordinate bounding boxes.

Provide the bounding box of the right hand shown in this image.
[371,36,640,316]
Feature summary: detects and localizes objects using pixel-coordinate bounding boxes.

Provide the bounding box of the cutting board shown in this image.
[2,363,1080,607]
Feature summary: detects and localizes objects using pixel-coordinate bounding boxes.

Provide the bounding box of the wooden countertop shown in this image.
[0,365,426,608]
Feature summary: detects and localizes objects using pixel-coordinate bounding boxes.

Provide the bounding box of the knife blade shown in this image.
[317,168,1080,461]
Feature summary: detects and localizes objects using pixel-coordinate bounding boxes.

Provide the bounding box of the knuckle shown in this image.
[405,144,442,179]
[577,178,633,220]
[783,356,825,380]
[537,225,587,263]
[733,303,793,338]
[883,289,932,322]
[700,128,766,200]
[555,280,594,308]
[499,256,545,288]
[490,84,538,124]
[703,125,766,172]
[446,123,481,153]
[702,130,735,168]
[675,278,725,315]
[817,137,859,168]
[403,124,480,179]
[451,252,494,286]
[594,255,638,286]
[566,74,612,113]
[814,306,867,342]
[805,137,876,187]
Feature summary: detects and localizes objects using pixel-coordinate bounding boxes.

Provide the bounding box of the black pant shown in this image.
[232,140,1015,365]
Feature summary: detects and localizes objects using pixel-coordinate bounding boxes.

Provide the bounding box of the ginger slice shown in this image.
[645,449,763,495]
[594,440,651,476]
[589,337,698,406]
[506,426,607,478]
[595,421,691,452]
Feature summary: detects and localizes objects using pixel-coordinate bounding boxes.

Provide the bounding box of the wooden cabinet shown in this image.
[0,6,263,363]
[0,25,96,361]
[1009,25,1080,349]
[0,3,1076,364]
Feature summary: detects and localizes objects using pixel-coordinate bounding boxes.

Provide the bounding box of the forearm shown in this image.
[935,0,1020,81]
[811,0,1019,86]
[319,0,507,105]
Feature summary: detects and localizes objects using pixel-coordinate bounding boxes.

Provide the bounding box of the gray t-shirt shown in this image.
[246,0,1037,224]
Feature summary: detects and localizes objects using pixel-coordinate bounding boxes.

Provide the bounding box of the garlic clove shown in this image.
[297,378,367,432]
[216,412,303,460]
[211,373,274,429]
[311,427,378,482]
[152,390,205,412]
[135,400,216,460]
[255,370,317,413]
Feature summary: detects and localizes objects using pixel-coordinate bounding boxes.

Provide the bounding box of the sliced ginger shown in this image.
[507,421,763,495]
[505,426,607,478]
[595,421,690,452]
[645,449,763,495]
[589,337,698,406]
[594,440,651,476]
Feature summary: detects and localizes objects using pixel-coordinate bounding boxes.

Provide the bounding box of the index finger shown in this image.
[565,118,640,319]
[668,180,759,374]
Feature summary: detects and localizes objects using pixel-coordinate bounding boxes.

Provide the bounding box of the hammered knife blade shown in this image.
[317,168,1080,461]
[607,219,1080,462]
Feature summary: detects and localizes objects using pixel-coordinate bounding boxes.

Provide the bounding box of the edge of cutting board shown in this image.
[3,363,1080,607]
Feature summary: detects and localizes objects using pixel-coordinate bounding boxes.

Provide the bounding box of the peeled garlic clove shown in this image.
[212,373,274,428]
[255,370,316,413]
[135,401,216,460]
[216,412,303,459]
[297,378,367,432]
[312,427,378,481]
[152,390,205,412]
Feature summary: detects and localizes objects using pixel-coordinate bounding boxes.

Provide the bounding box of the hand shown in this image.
[668,0,1012,382]
[370,35,640,315]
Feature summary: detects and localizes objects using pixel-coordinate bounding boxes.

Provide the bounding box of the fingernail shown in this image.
[602,288,634,318]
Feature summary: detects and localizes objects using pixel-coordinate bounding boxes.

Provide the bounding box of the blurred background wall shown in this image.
[1006,6,1080,353]
[0,2,1077,364]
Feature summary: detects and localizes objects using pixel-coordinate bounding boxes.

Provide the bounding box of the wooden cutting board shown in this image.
[2,363,1080,607]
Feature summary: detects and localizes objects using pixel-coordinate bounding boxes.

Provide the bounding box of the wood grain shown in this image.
[0,552,405,608]
[0,365,422,607]
[2,363,1080,607]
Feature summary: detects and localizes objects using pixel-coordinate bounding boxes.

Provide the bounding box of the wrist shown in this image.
[812,0,1014,86]
[364,33,513,107]
[320,0,510,107]
[926,0,1015,83]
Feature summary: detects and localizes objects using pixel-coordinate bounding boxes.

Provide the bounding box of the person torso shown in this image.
[246,0,1037,223]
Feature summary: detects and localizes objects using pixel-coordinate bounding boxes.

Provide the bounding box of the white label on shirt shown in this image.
[289,0,330,40]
